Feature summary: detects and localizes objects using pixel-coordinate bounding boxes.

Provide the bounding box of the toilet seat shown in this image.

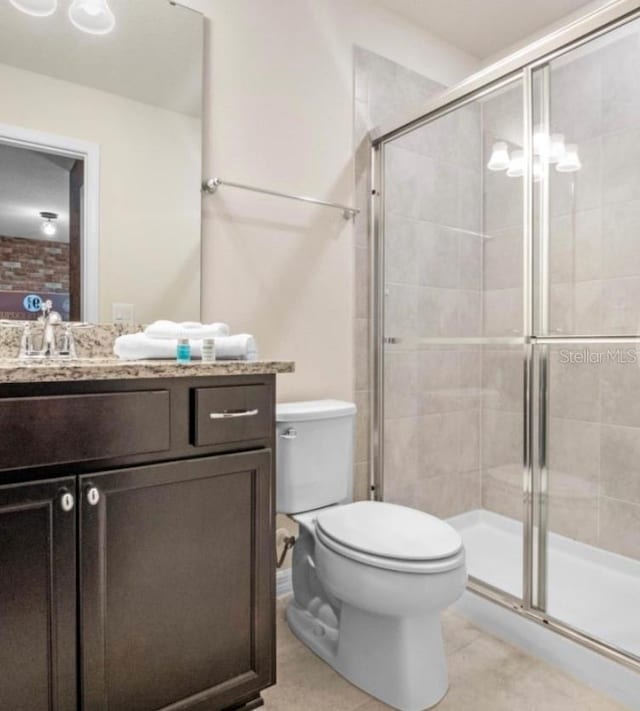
[316,525,465,574]
[315,501,465,574]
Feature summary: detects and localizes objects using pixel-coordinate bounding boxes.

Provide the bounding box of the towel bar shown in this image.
[202,177,359,220]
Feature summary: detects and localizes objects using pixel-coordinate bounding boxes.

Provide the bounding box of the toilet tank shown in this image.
[276,400,356,514]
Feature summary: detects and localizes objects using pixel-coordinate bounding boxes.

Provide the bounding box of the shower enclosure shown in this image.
[371,2,640,671]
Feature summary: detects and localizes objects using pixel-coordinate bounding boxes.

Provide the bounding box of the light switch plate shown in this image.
[112,302,134,324]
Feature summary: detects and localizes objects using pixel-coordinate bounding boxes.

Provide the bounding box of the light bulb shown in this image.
[68,0,115,35]
[533,156,543,183]
[556,143,581,173]
[548,133,566,164]
[40,211,58,236]
[83,0,103,15]
[487,141,510,171]
[42,221,57,236]
[507,150,524,178]
[533,125,549,158]
[8,0,57,17]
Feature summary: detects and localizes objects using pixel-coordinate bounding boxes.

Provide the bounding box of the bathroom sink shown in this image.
[18,352,76,361]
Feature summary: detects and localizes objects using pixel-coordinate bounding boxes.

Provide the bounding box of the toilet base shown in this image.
[286,598,449,711]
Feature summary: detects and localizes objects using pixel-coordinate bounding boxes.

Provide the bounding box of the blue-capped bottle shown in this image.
[176,337,191,364]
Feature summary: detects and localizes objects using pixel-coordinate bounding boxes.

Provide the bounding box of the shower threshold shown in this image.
[448,508,640,660]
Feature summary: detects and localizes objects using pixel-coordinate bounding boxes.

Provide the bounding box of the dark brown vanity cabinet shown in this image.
[0,375,277,711]
[80,451,273,711]
[0,478,77,711]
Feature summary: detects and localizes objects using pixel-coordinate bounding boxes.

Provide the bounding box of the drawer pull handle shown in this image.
[209,408,259,420]
[87,486,100,506]
[60,491,75,512]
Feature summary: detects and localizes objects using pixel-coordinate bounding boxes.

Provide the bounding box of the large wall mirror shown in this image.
[0,0,203,323]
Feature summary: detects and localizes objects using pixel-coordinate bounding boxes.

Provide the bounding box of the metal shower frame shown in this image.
[369,0,640,672]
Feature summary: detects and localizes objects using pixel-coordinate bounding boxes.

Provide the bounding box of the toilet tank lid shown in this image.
[276,399,356,422]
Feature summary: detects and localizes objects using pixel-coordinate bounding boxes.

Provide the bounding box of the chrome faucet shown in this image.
[40,300,61,356]
[19,300,76,358]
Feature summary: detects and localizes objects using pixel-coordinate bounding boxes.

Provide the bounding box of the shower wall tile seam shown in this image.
[385,214,486,231]
[599,494,640,507]
[385,281,483,291]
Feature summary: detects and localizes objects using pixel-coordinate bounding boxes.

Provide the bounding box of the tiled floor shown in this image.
[263,597,629,711]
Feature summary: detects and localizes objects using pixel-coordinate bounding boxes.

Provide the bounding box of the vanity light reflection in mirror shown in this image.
[68,0,116,35]
[487,126,582,179]
[10,0,116,34]
[8,0,57,18]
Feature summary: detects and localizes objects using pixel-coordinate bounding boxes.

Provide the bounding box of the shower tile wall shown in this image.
[353,47,444,503]
[365,28,640,563]
[481,28,640,562]
[382,104,484,519]
[480,82,526,523]
[547,345,640,560]
[544,31,640,561]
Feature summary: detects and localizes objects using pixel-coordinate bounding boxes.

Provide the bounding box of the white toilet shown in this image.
[276,399,467,711]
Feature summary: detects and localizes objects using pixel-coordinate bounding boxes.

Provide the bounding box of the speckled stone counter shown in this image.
[0,357,294,384]
[0,322,143,359]
[0,322,294,383]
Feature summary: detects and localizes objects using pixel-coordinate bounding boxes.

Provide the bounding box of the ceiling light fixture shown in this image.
[8,0,57,17]
[487,141,510,171]
[68,0,115,35]
[40,211,58,237]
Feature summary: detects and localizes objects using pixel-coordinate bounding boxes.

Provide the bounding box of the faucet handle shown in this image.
[59,327,77,358]
[19,324,35,358]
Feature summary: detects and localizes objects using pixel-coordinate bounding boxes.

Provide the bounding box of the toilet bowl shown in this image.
[276,401,467,711]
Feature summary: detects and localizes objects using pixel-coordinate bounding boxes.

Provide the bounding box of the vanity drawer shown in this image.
[193,384,271,447]
[0,390,170,471]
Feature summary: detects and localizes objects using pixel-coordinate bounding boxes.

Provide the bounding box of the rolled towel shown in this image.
[114,332,258,361]
[214,334,258,361]
[144,320,230,340]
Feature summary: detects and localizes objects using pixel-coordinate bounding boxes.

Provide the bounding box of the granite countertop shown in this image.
[0,357,295,383]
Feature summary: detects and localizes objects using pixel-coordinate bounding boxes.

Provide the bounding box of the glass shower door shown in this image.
[533,16,640,660]
[381,76,527,600]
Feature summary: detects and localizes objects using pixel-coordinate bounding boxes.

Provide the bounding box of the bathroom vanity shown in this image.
[0,358,293,711]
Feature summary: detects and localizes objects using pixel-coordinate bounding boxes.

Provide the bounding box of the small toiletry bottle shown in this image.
[176,337,191,364]
[201,337,216,362]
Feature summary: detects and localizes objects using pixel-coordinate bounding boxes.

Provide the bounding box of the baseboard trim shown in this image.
[276,568,292,598]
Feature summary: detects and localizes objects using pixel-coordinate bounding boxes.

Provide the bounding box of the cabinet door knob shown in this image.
[60,491,75,512]
[87,486,100,506]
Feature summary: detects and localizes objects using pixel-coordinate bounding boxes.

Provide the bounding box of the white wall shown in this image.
[187,0,478,402]
[0,62,201,324]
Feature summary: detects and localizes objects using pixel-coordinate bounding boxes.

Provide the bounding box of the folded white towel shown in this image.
[215,334,258,361]
[114,332,258,361]
[144,320,230,340]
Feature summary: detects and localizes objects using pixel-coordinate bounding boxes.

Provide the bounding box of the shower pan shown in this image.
[370,0,640,680]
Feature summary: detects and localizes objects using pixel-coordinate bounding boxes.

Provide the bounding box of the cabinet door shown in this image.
[0,477,77,711]
[80,450,274,711]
